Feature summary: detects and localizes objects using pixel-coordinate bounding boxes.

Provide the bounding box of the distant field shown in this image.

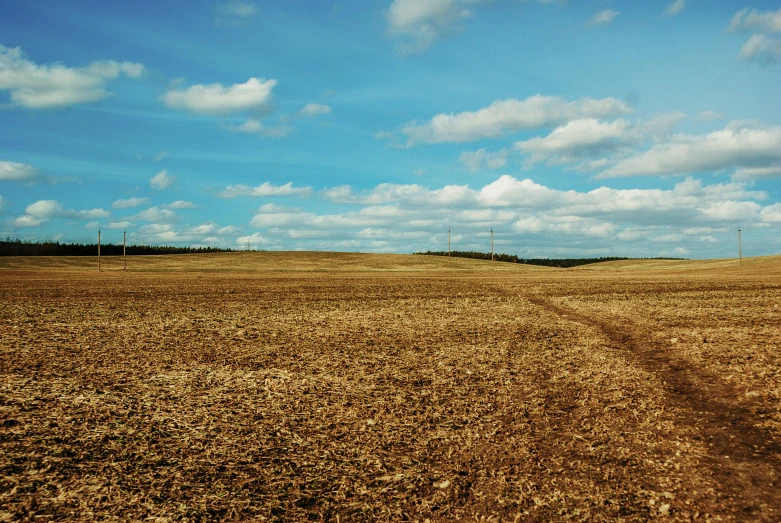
[2,251,780,275]
[1,253,779,521]
[0,251,550,273]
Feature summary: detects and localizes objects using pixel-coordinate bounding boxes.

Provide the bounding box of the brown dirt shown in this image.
[525,295,781,518]
[1,253,780,522]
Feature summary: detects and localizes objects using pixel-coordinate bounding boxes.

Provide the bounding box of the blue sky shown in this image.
[2,0,781,258]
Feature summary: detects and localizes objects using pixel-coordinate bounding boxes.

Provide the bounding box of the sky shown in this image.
[1,0,781,259]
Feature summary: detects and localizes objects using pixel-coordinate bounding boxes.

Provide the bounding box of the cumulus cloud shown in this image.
[0,160,38,182]
[297,103,332,118]
[400,95,632,146]
[132,206,178,224]
[515,118,633,165]
[0,44,144,109]
[219,181,313,198]
[728,7,781,34]
[322,182,474,207]
[150,169,176,190]
[386,0,471,53]
[227,118,293,138]
[739,34,781,63]
[589,9,619,26]
[162,78,276,115]
[732,165,781,181]
[13,199,110,227]
[162,200,196,209]
[459,148,509,172]
[154,150,170,162]
[728,8,781,64]
[761,203,781,222]
[237,232,268,248]
[242,174,776,256]
[514,112,685,167]
[664,0,685,17]
[597,123,781,179]
[112,197,149,209]
[106,221,132,229]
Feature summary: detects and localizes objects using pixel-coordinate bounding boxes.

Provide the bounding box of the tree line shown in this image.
[0,239,235,256]
[416,250,684,268]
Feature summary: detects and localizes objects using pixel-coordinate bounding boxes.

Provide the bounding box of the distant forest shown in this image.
[0,239,234,256]
[417,251,684,268]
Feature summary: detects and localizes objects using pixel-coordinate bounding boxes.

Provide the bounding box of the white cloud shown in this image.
[598,123,781,179]
[13,215,46,227]
[386,0,471,53]
[0,160,38,182]
[219,181,312,198]
[228,118,293,138]
[162,78,276,115]
[297,103,332,118]
[728,7,781,34]
[133,206,178,224]
[154,150,170,162]
[400,95,632,145]
[241,175,775,256]
[482,113,683,169]
[106,221,132,229]
[219,225,242,235]
[515,118,633,165]
[162,200,196,209]
[322,182,474,207]
[664,0,685,17]
[732,165,781,181]
[728,8,781,64]
[76,208,111,219]
[112,197,150,209]
[150,169,176,190]
[25,199,63,219]
[237,232,268,247]
[761,203,781,222]
[699,201,761,222]
[459,148,508,172]
[12,199,110,227]
[187,223,216,235]
[590,9,619,26]
[739,34,781,64]
[513,215,616,238]
[0,44,144,109]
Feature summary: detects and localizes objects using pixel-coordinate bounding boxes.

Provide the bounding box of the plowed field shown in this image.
[1,253,780,522]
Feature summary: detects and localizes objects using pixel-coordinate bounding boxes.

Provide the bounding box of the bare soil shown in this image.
[1,254,779,521]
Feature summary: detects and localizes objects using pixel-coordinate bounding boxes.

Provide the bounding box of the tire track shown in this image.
[525,294,781,519]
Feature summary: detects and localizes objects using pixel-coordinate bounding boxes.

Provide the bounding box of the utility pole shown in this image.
[491,228,494,262]
[448,228,451,256]
[738,228,742,261]
[123,230,127,271]
[98,229,101,272]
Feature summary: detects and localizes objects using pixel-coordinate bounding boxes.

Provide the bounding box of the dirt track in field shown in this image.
[1,253,780,522]
[525,294,781,517]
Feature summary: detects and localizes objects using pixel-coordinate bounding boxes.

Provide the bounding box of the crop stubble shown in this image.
[1,257,779,521]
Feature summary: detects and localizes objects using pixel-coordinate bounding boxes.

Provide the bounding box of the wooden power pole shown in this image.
[98,230,101,272]
[448,228,451,256]
[738,228,742,261]
[123,230,127,271]
[491,228,494,261]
